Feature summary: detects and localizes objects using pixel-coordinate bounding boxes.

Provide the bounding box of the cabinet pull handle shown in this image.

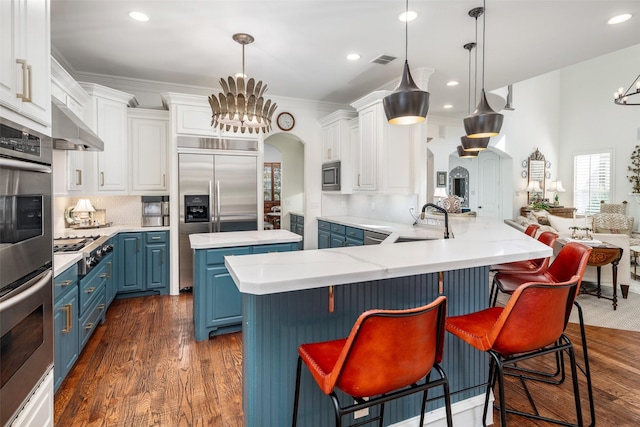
[137,238,140,252]
[328,148,332,159]
[163,174,166,187]
[161,248,165,264]
[86,287,95,294]
[107,261,112,279]
[26,64,32,102]
[357,174,361,187]
[100,172,105,186]
[59,279,72,287]
[85,322,93,330]
[98,304,105,310]
[76,169,82,186]
[100,273,107,278]
[61,305,71,333]
[15,59,31,101]
[152,236,161,240]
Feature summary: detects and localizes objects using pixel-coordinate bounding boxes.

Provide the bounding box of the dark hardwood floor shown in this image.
[55,294,640,426]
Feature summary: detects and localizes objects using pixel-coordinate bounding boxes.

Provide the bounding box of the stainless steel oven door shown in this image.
[0,269,53,426]
[0,157,52,289]
[322,161,341,191]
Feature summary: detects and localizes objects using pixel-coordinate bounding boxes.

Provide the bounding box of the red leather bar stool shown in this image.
[492,242,595,426]
[524,223,541,237]
[489,231,558,306]
[446,278,584,427]
[292,296,452,427]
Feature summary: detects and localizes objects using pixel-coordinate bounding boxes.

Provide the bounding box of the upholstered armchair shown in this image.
[597,201,639,247]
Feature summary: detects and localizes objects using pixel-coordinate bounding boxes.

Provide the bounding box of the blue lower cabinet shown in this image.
[117,231,169,297]
[78,264,108,352]
[318,221,364,248]
[53,264,79,392]
[194,242,298,341]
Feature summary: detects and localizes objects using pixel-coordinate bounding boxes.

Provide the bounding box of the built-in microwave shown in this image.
[322,161,340,191]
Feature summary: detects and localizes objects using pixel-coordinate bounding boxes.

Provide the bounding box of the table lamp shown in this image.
[547,180,566,205]
[525,181,542,203]
[434,187,448,205]
[74,198,96,226]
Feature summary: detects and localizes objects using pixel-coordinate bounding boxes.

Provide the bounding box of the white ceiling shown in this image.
[50,1,640,118]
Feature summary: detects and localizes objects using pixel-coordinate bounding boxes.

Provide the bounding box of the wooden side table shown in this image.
[631,246,640,281]
[558,239,623,310]
[520,206,576,218]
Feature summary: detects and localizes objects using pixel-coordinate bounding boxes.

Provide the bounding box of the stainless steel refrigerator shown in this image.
[178,152,258,290]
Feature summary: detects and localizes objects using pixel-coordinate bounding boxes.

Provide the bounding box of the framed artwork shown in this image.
[437,171,446,187]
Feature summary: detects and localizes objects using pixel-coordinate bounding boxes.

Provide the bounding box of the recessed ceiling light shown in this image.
[447,81,459,87]
[129,11,149,22]
[399,11,418,22]
[346,53,361,61]
[608,13,632,25]
[443,104,453,109]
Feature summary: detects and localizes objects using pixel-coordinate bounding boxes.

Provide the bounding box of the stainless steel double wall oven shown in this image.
[0,117,53,426]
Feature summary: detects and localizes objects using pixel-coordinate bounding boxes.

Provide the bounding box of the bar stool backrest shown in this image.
[547,242,592,288]
[492,278,579,356]
[332,296,447,398]
[524,223,540,237]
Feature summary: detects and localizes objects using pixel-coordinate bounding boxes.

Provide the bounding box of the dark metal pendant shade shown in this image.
[463,89,503,138]
[383,60,430,125]
[461,135,489,151]
[457,145,479,158]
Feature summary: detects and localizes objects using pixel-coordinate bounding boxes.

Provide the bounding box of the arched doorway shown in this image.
[264,133,305,232]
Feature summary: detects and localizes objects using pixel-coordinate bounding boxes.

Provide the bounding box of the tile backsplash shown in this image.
[54,195,142,233]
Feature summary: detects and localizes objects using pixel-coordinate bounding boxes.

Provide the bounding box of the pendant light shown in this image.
[383,0,430,125]
[457,145,478,158]
[208,33,277,134]
[463,0,503,138]
[460,38,489,152]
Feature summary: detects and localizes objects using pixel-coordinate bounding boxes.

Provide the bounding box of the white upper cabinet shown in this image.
[319,110,356,163]
[350,91,418,195]
[81,83,134,193]
[174,103,218,137]
[129,109,169,193]
[0,0,51,132]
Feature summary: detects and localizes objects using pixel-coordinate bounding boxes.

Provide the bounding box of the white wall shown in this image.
[558,43,640,224]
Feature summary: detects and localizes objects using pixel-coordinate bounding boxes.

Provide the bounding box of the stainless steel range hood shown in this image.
[51,100,104,151]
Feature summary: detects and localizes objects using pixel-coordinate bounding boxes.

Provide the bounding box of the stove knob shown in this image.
[85,257,94,269]
[96,248,104,257]
[104,244,114,253]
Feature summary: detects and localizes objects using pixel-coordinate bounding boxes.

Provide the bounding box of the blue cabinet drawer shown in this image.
[345,226,364,240]
[54,263,78,301]
[146,231,167,243]
[79,287,106,349]
[252,243,299,254]
[205,247,252,265]
[79,263,107,315]
[318,220,330,231]
[330,223,345,234]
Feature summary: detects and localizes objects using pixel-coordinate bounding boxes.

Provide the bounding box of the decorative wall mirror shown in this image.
[527,148,546,204]
[449,166,470,208]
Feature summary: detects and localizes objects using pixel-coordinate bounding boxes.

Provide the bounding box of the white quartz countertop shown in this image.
[54,224,169,240]
[53,253,82,277]
[226,218,551,295]
[189,229,302,249]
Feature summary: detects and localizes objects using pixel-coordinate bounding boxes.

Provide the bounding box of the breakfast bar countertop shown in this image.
[226,218,552,295]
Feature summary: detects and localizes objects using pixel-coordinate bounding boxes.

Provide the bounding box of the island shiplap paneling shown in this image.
[242,266,490,427]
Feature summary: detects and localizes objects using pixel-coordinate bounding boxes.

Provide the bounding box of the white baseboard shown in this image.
[389,393,493,427]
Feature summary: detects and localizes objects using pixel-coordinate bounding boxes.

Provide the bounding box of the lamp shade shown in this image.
[74,198,95,213]
[383,61,430,125]
[460,135,490,151]
[525,181,542,193]
[463,90,504,138]
[555,180,566,192]
[457,145,479,158]
[434,187,448,198]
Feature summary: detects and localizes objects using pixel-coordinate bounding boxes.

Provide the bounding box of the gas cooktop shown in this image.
[53,235,109,254]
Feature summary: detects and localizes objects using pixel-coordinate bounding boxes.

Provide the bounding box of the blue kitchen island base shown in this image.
[242,266,490,426]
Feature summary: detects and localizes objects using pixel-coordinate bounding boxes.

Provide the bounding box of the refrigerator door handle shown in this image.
[208,180,213,233]
[216,180,221,232]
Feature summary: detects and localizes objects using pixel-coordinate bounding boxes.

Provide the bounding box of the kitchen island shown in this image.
[189,230,302,340]
[226,218,552,426]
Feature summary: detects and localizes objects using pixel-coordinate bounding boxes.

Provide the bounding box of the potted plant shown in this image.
[629,145,640,194]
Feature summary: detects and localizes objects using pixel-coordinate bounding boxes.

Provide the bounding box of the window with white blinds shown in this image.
[573,151,611,214]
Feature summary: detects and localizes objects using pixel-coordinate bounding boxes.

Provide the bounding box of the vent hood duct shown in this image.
[51,101,104,151]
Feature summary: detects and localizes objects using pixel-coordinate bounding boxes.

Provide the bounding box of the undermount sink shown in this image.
[393,237,438,243]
